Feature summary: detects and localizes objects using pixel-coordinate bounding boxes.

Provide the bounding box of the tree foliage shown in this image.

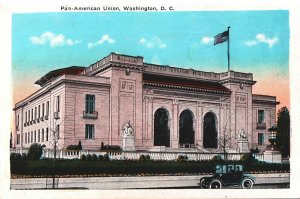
[276,107,290,157]
[27,143,43,160]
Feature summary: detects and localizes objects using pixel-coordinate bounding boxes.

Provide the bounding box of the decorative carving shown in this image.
[236,94,247,103]
[122,121,134,136]
[125,68,130,75]
[220,103,226,109]
[120,80,134,92]
[173,99,179,105]
[240,82,244,89]
[153,90,221,101]
[143,88,153,94]
[143,96,153,102]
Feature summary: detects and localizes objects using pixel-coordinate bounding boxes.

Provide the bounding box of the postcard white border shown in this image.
[1,0,300,198]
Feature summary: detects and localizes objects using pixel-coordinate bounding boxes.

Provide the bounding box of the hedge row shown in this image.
[10,159,289,177]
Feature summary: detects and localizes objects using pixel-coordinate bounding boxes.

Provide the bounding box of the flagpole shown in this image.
[227,26,230,71]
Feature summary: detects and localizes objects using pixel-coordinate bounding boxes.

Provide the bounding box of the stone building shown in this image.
[13,52,279,153]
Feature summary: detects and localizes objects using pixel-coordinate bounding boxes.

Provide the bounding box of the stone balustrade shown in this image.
[10,149,281,163]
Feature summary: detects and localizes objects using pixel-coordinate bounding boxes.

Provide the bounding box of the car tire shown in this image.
[209,179,222,189]
[199,178,206,189]
[241,178,253,189]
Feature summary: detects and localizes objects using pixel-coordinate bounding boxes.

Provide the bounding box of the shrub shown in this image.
[177,155,188,162]
[10,153,16,160]
[250,148,259,154]
[241,154,256,164]
[98,155,104,161]
[67,145,80,150]
[15,153,22,160]
[139,154,151,161]
[27,143,43,160]
[80,154,86,161]
[21,153,27,160]
[211,155,223,163]
[103,154,110,161]
[92,154,98,161]
[100,144,121,151]
[145,155,150,161]
[86,154,92,161]
[78,141,82,150]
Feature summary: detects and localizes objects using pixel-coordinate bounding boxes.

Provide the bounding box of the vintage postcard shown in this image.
[1,0,299,198]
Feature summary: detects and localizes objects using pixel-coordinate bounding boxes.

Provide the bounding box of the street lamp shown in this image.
[267,126,278,151]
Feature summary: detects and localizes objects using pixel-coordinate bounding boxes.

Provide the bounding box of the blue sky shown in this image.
[12,11,289,108]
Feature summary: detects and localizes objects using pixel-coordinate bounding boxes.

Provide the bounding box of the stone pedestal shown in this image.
[263,150,282,163]
[238,140,250,153]
[122,135,136,151]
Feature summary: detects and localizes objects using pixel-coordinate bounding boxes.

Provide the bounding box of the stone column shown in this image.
[172,99,179,148]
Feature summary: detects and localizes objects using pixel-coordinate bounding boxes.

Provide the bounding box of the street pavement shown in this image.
[11,173,290,190]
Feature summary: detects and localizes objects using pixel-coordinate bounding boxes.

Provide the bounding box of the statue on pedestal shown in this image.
[122,121,136,151]
[122,121,133,136]
[237,129,250,153]
[238,129,247,141]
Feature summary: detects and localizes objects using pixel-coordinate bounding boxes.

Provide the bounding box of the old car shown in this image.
[199,164,255,189]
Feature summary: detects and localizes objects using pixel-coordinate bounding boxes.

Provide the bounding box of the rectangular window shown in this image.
[56,96,60,112]
[46,101,49,116]
[42,103,45,117]
[28,110,30,121]
[85,124,94,139]
[27,132,30,143]
[38,130,40,142]
[258,133,264,145]
[25,133,27,144]
[85,95,95,114]
[17,114,19,126]
[31,108,33,121]
[17,134,20,145]
[31,131,33,143]
[46,128,49,141]
[38,105,40,118]
[55,125,60,140]
[42,129,44,142]
[25,111,27,123]
[35,107,37,120]
[258,110,264,124]
[34,130,36,143]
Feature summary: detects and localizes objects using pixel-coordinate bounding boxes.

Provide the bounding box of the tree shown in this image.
[276,107,290,157]
[27,143,43,160]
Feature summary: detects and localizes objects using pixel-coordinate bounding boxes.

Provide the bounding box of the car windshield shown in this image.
[215,164,244,174]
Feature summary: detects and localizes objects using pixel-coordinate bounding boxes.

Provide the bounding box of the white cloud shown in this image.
[201,37,214,44]
[88,34,115,49]
[139,37,167,49]
[244,33,279,48]
[256,33,278,48]
[244,40,257,46]
[30,32,81,47]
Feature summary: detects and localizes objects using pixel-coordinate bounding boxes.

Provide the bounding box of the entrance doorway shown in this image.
[179,110,195,148]
[154,108,170,147]
[203,112,218,148]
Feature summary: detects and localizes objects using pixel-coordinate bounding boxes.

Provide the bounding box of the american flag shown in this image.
[214,30,229,45]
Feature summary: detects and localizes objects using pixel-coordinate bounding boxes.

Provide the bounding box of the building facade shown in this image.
[13,53,279,153]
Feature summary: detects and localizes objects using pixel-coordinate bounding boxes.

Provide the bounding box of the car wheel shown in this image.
[241,178,253,189]
[199,178,206,189]
[209,180,222,189]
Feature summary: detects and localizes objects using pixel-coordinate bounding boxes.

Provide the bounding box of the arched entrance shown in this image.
[203,112,218,148]
[154,108,170,147]
[179,110,195,147]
